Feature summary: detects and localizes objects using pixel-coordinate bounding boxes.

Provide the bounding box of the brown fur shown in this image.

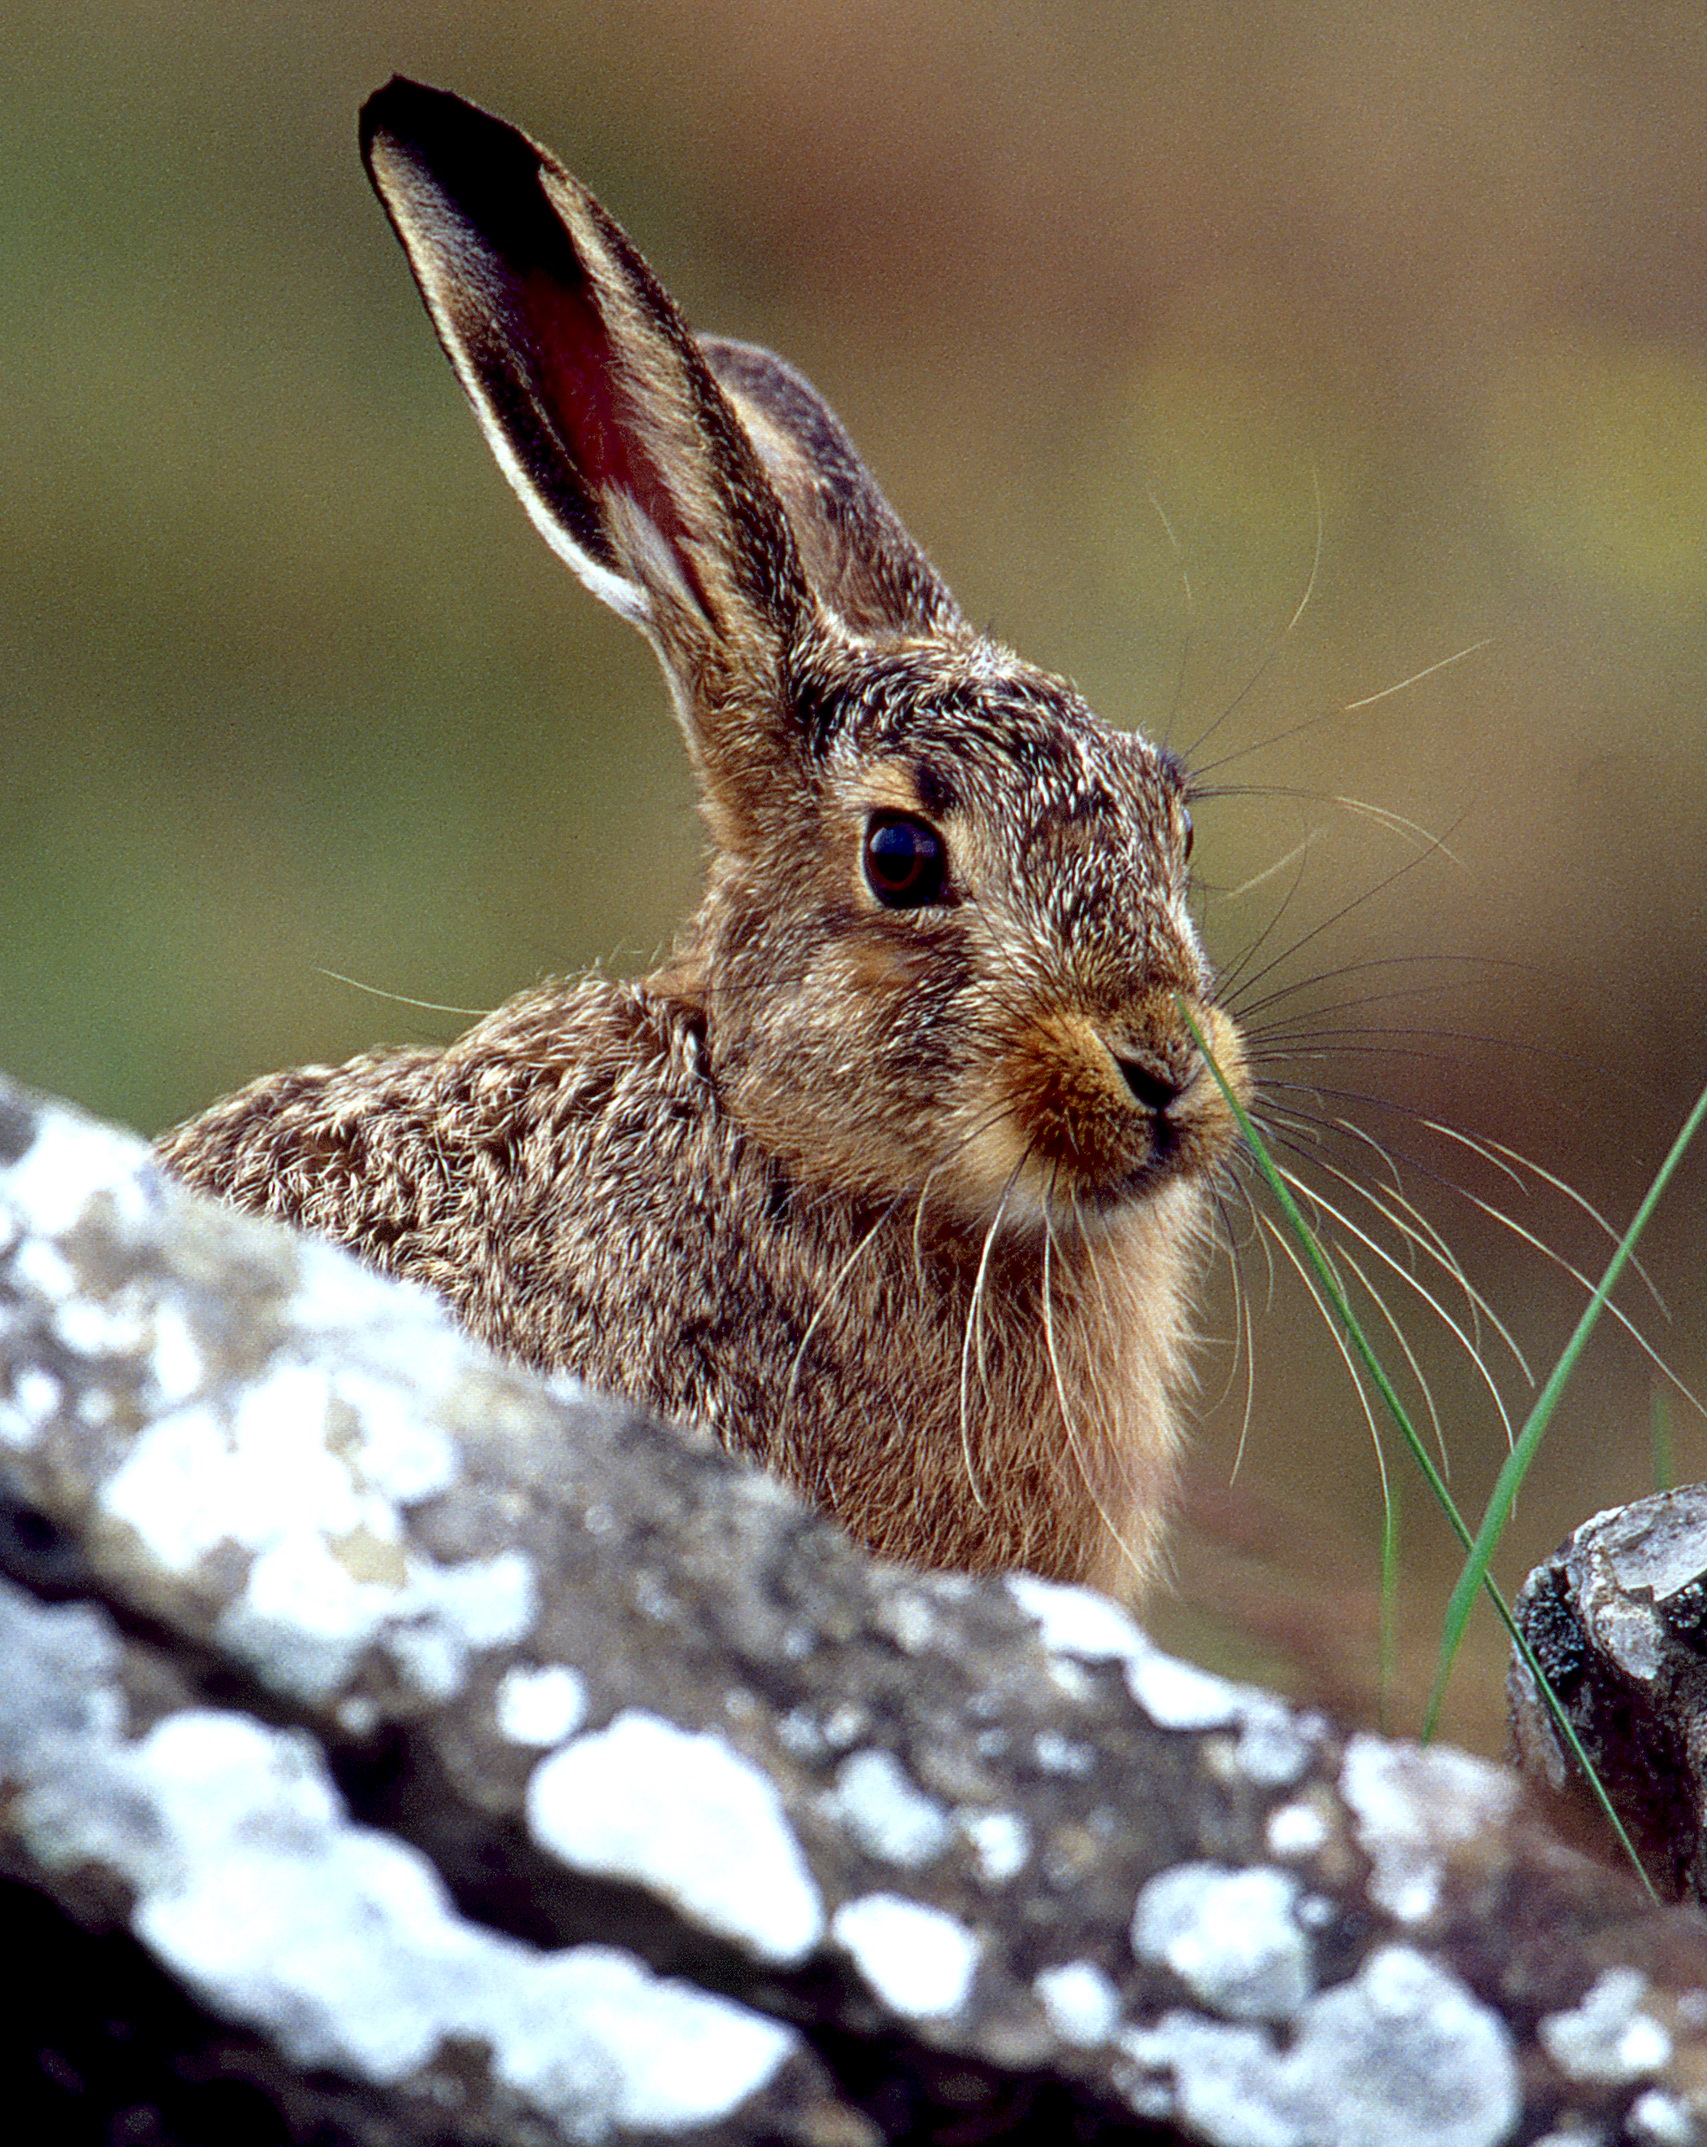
[157,78,1253,1601]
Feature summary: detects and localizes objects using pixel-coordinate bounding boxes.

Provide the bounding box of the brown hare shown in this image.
[158,76,1251,1602]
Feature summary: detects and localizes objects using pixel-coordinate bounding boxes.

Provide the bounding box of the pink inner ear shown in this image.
[525,269,715,622]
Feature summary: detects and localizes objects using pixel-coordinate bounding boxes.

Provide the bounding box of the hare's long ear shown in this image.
[359,78,808,718]
[703,337,964,641]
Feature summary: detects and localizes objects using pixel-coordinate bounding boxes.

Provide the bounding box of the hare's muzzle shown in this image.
[980,995,1247,1221]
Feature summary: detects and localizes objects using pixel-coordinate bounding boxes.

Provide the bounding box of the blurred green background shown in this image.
[8,1,1707,1747]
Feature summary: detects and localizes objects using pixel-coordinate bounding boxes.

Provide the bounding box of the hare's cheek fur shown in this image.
[704,910,982,1206]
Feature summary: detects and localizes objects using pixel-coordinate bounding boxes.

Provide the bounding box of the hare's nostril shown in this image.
[1113,1050,1194,1114]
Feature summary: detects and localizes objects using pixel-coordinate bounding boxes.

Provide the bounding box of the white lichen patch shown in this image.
[526,1711,824,1965]
[104,1370,383,1575]
[1627,2088,1696,2146]
[1539,1967,1673,2085]
[495,1664,589,1748]
[1,1104,156,1238]
[1,1365,62,1447]
[519,1947,798,2132]
[1006,1571,1292,1751]
[1009,1571,1258,1736]
[1032,1729,1096,1777]
[1233,1696,1319,1788]
[827,1749,952,1867]
[148,1301,206,1407]
[960,1807,1029,1884]
[1118,1943,1519,2147]
[1126,1650,1246,1732]
[1133,1862,1312,2023]
[1595,1594,1668,1684]
[1266,1800,1330,1859]
[11,1232,75,1307]
[871,1588,938,1655]
[831,1893,980,2020]
[284,1231,462,1355]
[328,1367,459,1505]
[21,1699,794,2131]
[1007,1572,1149,1663]
[96,1350,527,1704]
[820,1702,869,1750]
[1340,1735,1517,1925]
[221,1533,535,1704]
[1034,1960,1121,2046]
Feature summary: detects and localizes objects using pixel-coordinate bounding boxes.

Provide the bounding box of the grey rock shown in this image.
[1511,1485,1707,1907]
[6,1071,1707,2145]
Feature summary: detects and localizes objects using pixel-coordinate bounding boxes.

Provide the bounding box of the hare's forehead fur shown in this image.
[795,635,1200,983]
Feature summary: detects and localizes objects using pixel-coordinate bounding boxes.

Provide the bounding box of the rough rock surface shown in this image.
[1512,1485,1707,1909]
[6,1071,1707,2145]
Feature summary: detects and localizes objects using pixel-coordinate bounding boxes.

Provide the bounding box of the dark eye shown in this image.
[1180,807,1195,865]
[863,812,948,908]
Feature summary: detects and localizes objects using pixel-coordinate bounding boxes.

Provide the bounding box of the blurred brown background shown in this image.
[7,1,1707,1748]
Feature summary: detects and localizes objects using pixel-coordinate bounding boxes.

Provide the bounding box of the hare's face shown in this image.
[702,635,1249,1234]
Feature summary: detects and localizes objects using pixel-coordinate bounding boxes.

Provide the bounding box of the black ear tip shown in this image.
[359,75,431,158]
[359,77,499,163]
[358,78,548,210]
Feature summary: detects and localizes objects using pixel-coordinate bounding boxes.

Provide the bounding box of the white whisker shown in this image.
[1042,1197,1144,1584]
[1272,1156,1519,1450]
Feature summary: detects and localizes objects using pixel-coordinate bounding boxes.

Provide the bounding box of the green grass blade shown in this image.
[1186,1007,1660,1896]
[1424,1078,1707,1735]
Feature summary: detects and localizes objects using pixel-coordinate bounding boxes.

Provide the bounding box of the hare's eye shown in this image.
[1180,807,1195,865]
[864,812,947,908]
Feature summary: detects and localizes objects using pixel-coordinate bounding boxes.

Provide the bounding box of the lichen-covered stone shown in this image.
[1512,1486,1707,1911]
[8,1072,1707,2144]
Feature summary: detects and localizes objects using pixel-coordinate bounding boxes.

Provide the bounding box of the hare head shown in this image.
[361,79,1248,1247]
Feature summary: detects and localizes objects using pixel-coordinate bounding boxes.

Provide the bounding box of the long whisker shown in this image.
[1417,1163,1707,1422]
[1342,640,1494,712]
[784,1193,910,1407]
[1208,829,1325,910]
[1191,634,1490,777]
[1221,819,1465,1009]
[1324,1233,1451,1478]
[1229,949,1515,1024]
[1182,465,1324,764]
[1198,788,1456,859]
[1423,1118,1671,1317]
[1269,1116,1534,1382]
[1296,1111,1496,1350]
[1208,838,1319,1004]
[1256,1211,1390,1501]
[1145,487,1195,751]
[1261,1091,1703,1416]
[1271,1153,1521,1447]
[788,1101,1016,1409]
[1199,1189,1252,1416]
[1042,1192,1144,1584]
[959,1155,1028,1513]
[890,1098,1017,1271]
[316,968,495,1019]
[1214,1186,1262,1481]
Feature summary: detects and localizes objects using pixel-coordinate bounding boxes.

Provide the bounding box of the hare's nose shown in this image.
[1113,1046,1200,1114]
